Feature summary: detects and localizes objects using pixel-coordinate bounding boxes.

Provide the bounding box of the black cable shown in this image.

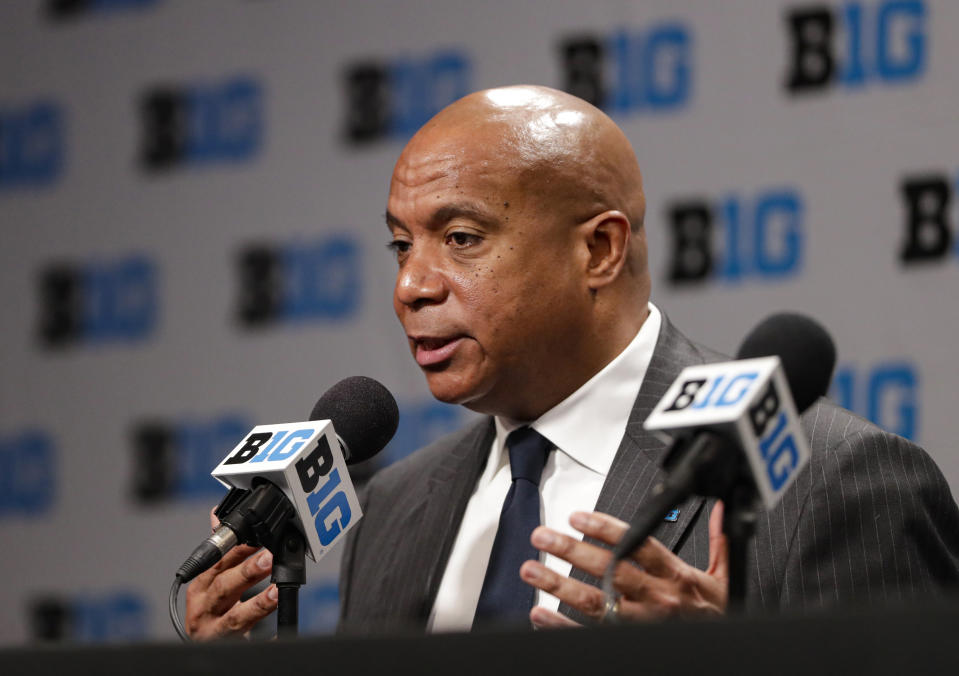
[169,577,192,643]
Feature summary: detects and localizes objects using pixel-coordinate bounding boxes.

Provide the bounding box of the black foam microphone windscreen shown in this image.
[736,312,836,413]
[309,376,399,464]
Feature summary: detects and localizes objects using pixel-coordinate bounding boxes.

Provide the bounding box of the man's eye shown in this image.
[386,240,411,257]
[447,232,481,247]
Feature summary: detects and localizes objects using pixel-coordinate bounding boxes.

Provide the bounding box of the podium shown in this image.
[3,603,958,675]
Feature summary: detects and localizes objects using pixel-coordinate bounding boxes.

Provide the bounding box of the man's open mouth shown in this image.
[413,336,465,367]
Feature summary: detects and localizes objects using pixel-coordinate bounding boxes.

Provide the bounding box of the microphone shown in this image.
[309,375,400,464]
[609,314,835,563]
[175,376,398,583]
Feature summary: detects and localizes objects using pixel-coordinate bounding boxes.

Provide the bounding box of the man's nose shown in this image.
[395,248,448,307]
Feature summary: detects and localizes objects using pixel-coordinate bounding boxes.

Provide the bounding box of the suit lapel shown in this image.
[388,418,495,623]
[561,316,710,619]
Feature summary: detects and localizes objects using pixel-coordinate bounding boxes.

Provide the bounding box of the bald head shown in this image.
[401,85,646,233]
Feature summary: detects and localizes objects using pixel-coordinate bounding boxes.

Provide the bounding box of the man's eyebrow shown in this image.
[431,203,499,229]
[385,203,499,232]
[385,211,405,232]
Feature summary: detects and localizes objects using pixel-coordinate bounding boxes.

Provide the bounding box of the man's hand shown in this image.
[183,510,279,640]
[520,502,728,628]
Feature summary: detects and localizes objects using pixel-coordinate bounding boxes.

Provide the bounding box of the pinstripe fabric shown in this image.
[339,317,959,633]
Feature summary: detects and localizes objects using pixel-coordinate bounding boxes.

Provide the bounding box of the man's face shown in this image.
[386,128,592,419]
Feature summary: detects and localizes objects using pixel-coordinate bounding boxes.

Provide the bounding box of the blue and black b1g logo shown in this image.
[29,591,148,643]
[0,430,56,517]
[236,236,361,328]
[342,49,471,144]
[139,75,262,171]
[747,382,801,492]
[559,21,693,115]
[36,255,158,348]
[662,373,802,492]
[665,187,805,285]
[0,100,64,191]
[45,0,159,20]
[224,430,352,547]
[784,0,927,95]
[899,172,959,266]
[131,414,251,504]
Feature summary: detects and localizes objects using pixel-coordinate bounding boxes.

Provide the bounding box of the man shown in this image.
[185,85,959,639]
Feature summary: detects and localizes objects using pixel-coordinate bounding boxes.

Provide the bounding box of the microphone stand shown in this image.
[216,483,307,637]
[719,467,758,612]
[271,522,306,638]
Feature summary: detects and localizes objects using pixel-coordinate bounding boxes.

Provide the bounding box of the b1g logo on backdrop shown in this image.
[236,235,361,328]
[899,172,959,265]
[0,430,56,517]
[139,75,262,171]
[0,100,64,191]
[36,254,158,348]
[665,187,805,286]
[45,0,159,20]
[832,360,919,440]
[559,20,693,115]
[130,413,251,504]
[343,49,471,144]
[784,0,927,95]
[29,591,148,643]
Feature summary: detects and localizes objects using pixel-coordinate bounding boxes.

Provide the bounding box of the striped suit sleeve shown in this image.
[774,418,959,611]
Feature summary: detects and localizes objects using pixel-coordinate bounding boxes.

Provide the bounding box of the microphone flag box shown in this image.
[212,421,362,561]
[644,357,810,509]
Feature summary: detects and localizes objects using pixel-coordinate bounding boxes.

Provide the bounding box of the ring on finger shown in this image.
[600,593,621,625]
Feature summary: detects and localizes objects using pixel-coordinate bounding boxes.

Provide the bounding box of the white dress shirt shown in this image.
[428,303,662,632]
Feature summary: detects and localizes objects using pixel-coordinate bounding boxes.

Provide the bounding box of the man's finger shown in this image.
[530,606,581,629]
[193,584,279,640]
[520,560,608,620]
[568,511,629,546]
[706,501,729,580]
[205,549,274,615]
[568,511,676,578]
[219,584,279,636]
[630,535,682,578]
[189,543,261,593]
[530,526,615,579]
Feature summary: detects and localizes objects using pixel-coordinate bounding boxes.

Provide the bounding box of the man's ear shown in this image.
[581,210,631,290]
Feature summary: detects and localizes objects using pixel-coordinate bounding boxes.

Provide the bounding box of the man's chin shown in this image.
[423,371,484,408]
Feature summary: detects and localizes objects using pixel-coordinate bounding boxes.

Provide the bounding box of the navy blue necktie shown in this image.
[473,426,552,627]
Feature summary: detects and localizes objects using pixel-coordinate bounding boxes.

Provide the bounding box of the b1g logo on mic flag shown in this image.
[212,422,361,560]
[645,358,810,508]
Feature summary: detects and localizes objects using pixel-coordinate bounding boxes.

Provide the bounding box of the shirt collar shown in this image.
[492,303,662,477]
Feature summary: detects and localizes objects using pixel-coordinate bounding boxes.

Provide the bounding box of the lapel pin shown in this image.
[664,508,680,522]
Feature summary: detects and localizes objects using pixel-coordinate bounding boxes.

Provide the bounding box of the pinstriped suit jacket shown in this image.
[338,317,959,633]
